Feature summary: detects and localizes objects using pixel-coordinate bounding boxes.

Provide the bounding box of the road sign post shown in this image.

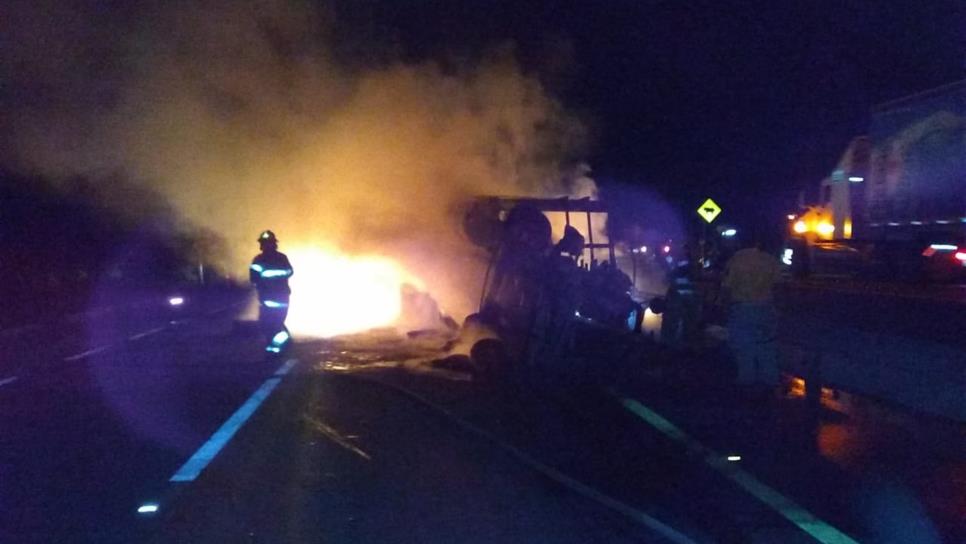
[697,198,721,224]
[696,198,722,267]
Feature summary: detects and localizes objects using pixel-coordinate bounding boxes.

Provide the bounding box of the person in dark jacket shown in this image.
[661,244,700,349]
[250,230,293,353]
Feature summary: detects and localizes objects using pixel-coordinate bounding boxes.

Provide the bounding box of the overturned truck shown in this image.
[462,197,644,376]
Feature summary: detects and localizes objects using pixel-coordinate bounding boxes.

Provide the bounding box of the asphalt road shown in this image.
[0,288,961,543]
[0,295,674,543]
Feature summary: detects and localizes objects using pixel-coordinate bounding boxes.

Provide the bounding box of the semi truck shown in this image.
[788,79,966,280]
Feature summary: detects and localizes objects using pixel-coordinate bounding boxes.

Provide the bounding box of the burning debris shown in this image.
[283,246,424,338]
[313,196,649,385]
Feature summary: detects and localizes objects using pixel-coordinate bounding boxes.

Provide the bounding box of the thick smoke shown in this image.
[2,0,586,318]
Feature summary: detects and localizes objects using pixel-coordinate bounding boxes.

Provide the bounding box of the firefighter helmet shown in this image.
[258,230,278,243]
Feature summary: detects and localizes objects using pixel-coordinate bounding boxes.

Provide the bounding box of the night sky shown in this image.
[330,0,964,218]
[2,1,963,226]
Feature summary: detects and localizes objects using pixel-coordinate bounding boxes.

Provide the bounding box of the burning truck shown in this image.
[271,196,647,381]
[459,196,645,377]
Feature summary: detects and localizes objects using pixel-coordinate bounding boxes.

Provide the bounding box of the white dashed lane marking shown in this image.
[63,345,110,362]
[128,326,166,341]
[618,396,860,544]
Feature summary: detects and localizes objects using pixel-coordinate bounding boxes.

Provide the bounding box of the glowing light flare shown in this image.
[787,377,837,400]
[787,377,807,398]
[955,252,966,262]
[168,296,184,306]
[816,222,835,236]
[284,247,423,338]
[793,220,807,234]
[137,503,159,515]
[641,307,661,336]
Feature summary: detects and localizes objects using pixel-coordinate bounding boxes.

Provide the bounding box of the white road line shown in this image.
[64,345,110,362]
[368,378,699,544]
[0,376,19,387]
[169,359,298,482]
[129,326,166,341]
[64,324,168,361]
[618,396,860,544]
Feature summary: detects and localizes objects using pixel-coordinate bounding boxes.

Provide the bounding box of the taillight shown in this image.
[955,251,966,261]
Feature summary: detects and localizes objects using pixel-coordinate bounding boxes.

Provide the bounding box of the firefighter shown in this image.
[661,244,700,348]
[250,230,293,353]
[721,227,782,398]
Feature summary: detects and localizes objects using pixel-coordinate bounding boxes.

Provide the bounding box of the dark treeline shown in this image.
[0,170,229,328]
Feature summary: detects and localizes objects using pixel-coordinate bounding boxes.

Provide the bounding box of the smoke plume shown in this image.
[2,0,587,318]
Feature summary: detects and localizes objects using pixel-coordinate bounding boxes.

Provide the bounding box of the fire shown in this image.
[284,246,423,338]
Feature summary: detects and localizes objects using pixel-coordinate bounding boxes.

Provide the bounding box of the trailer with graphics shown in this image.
[787,80,966,279]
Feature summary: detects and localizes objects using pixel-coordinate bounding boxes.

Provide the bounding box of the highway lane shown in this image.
[1,302,697,543]
[147,365,683,544]
[146,334,869,544]
[0,293,272,543]
[1,292,960,543]
[0,309,773,543]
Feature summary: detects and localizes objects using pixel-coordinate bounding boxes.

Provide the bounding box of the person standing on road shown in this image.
[661,244,701,349]
[250,230,293,353]
[721,228,782,398]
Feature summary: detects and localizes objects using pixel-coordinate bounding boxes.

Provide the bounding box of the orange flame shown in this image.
[285,246,423,338]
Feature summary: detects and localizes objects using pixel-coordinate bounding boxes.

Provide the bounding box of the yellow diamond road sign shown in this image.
[697,198,722,223]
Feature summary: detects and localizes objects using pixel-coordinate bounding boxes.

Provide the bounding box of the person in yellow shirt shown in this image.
[721,229,782,397]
